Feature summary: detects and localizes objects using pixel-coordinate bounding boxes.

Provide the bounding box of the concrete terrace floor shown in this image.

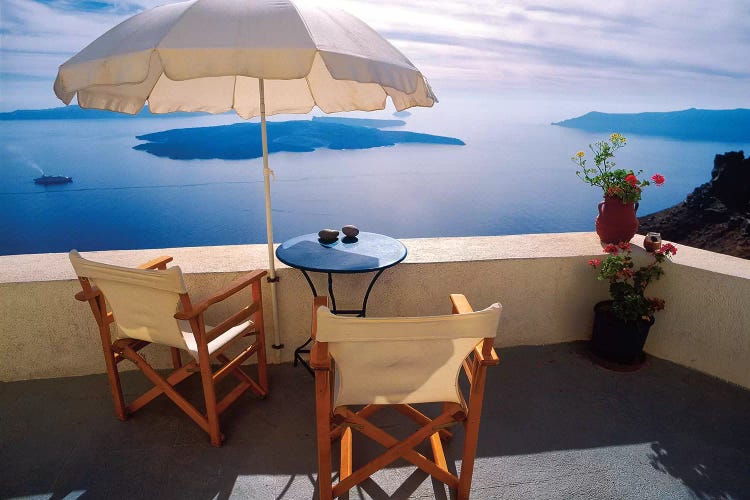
[2,342,749,500]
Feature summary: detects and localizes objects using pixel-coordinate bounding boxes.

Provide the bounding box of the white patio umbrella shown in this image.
[53,0,436,349]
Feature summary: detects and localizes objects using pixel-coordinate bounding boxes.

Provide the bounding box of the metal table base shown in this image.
[293,268,386,375]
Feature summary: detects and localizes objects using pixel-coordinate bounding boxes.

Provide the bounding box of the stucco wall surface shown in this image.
[1,233,748,388]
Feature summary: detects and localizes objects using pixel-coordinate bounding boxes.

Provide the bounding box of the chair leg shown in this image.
[104,347,127,421]
[340,427,353,482]
[85,293,128,421]
[198,359,222,447]
[315,369,333,500]
[98,329,127,421]
[170,347,182,368]
[457,361,490,500]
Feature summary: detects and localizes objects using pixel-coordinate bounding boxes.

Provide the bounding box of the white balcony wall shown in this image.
[1,233,748,388]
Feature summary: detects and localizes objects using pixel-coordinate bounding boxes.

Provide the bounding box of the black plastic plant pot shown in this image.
[591,301,655,364]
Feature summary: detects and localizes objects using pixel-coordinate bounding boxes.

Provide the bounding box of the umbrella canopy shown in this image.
[53,0,436,349]
[53,0,435,117]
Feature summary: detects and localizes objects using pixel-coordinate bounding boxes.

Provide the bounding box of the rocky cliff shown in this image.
[639,151,750,259]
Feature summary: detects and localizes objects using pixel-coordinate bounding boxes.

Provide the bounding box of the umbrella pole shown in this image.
[259,78,283,350]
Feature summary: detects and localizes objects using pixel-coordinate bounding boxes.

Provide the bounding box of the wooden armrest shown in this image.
[452,294,498,364]
[75,287,101,302]
[310,341,330,370]
[175,269,267,319]
[450,293,473,314]
[137,255,173,270]
[311,296,330,341]
[451,293,500,368]
[310,296,331,370]
[474,341,499,366]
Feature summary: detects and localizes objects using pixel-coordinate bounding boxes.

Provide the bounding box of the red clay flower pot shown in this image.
[595,196,639,244]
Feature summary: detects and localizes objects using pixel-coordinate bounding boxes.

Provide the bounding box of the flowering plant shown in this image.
[588,242,677,322]
[573,133,665,203]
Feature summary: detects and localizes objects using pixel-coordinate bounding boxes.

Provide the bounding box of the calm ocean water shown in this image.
[2,94,747,256]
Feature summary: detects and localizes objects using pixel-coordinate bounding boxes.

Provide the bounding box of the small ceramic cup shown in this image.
[644,232,662,252]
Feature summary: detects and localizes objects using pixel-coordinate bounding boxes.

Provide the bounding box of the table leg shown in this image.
[322,269,388,316]
[327,272,338,313]
[294,337,314,376]
[300,270,318,297]
[294,271,319,376]
[360,268,386,317]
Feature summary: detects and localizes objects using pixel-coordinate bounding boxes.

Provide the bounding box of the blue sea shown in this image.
[1,93,747,256]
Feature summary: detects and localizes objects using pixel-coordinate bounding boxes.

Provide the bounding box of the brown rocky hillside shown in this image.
[639,151,750,259]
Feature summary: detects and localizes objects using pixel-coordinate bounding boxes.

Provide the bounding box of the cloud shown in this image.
[357,0,750,107]
[1,0,749,111]
[1,0,130,66]
[372,2,749,77]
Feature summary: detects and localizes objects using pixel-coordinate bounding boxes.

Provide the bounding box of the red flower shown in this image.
[603,244,619,254]
[624,174,639,186]
[651,173,665,186]
[659,243,677,255]
[617,241,632,251]
[618,268,634,279]
[588,258,601,268]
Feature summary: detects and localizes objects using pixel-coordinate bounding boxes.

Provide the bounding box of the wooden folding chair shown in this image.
[70,250,269,447]
[310,294,502,499]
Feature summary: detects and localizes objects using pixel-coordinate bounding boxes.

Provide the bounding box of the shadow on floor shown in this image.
[1,342,749,499]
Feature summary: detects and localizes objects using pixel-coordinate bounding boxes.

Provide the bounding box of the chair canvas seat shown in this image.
[181,320,254,360]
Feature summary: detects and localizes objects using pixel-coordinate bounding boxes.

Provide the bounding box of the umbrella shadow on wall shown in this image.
[133,117,465,160]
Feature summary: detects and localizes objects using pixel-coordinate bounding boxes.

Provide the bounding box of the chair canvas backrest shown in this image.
[69,250,190,351]
[316,303,502,408]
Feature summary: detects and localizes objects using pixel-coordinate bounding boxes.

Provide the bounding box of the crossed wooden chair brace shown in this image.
[70,250,269,447]
[310,294,502,499]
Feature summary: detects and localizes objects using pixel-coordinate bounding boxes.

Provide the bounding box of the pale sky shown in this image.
[1,0,749,113]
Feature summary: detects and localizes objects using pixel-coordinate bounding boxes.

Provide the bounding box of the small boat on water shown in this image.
[34,175,73,185]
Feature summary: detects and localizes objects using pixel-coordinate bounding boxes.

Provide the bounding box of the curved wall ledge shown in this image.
[1,232,748,388]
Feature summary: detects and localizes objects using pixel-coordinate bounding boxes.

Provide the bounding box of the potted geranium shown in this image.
[572,133,665,244]
[588,241,677,364]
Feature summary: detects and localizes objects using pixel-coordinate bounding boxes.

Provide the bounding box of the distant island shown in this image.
[0,106,415,124]
[0,105,203,120]
[134,119,464,160]
[552,108,750,142]
[311,116,406,128]
[0,104,461,160]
